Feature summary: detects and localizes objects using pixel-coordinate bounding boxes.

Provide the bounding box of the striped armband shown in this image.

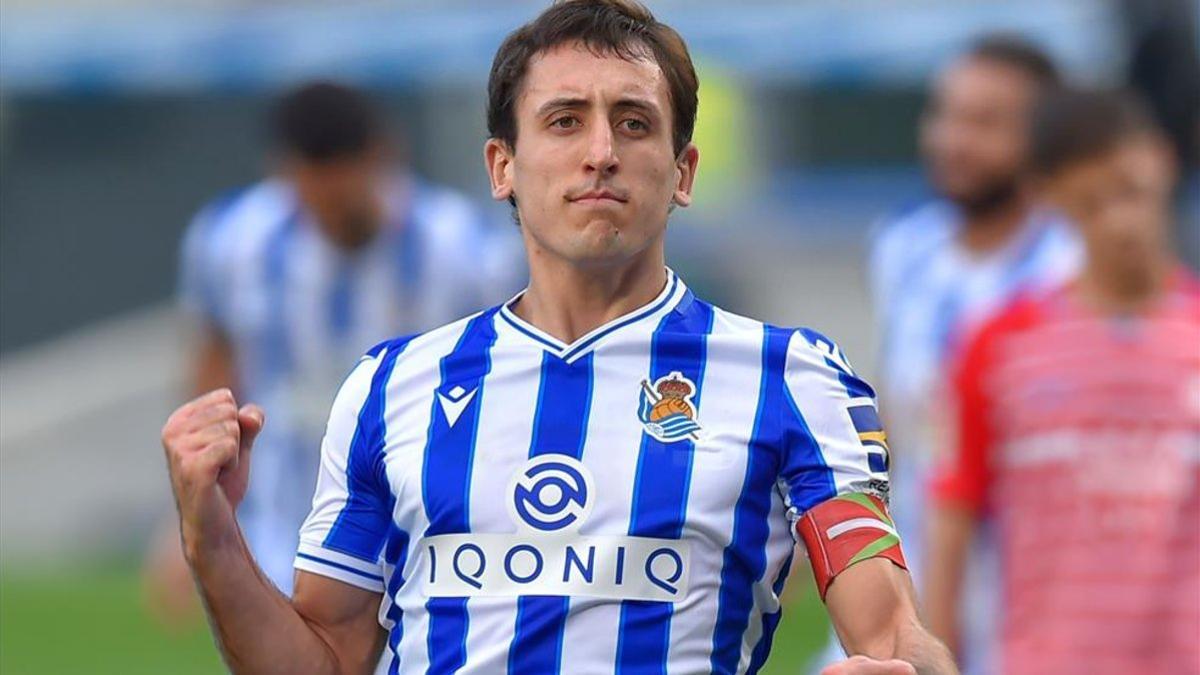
[796,492,907,601]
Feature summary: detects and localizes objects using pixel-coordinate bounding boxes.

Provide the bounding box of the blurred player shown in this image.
[815,35,1083,674]
[145,81,522,614]
[157,2,958,673]
[926,88,1200,673]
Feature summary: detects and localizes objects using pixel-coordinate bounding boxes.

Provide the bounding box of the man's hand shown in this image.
[823,655,918,675]
[161,388,264,560]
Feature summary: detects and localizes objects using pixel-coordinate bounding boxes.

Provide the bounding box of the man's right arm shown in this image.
[922,318,997,660]
[922,506,975,656]
[162,388,385,674]
[188,520,383,674]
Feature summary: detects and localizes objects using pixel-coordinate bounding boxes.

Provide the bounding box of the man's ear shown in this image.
[671,142,700,208]
[485,138,515,202]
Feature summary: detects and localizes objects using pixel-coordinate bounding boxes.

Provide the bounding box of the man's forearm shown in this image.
[188,528,339,675]
[894,621,958,675]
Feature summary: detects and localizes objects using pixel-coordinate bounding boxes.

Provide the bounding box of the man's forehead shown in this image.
[519,43,668,109]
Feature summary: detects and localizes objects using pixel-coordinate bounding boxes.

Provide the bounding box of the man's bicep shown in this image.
[292,571,386,675]
[823,557,919,658]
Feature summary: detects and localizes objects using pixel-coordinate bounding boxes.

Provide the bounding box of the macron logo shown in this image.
[438,385,478,428]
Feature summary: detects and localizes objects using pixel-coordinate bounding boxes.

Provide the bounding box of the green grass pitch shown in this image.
[0,565,827,674]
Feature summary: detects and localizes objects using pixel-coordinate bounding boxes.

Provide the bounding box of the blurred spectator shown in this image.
[811,35,1083,674]
[1118,0,1200,173]
[144,81,523,620]
[926,88,1200,673]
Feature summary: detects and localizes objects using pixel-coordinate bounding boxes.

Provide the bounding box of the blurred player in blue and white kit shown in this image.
[159,3,959,673]
[814,37,1082,674]
[147,82,522,609]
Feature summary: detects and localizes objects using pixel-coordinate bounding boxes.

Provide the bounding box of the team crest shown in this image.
[638,372,702,442]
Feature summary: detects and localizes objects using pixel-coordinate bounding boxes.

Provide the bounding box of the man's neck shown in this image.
[1074,256,1174,316]
[513,246,668,345]
[957,195,1031,256]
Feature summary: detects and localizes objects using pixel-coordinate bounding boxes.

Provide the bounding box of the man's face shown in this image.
[1042,135,1175,286]
[920,58,1039,214]
[485,43,698,269]
[286,148,387,249]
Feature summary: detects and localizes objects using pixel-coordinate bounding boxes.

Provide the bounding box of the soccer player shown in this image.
[146,81,521,610]
[159,2,957,673]
[839,35,1082,674]
[925,88,1200,673]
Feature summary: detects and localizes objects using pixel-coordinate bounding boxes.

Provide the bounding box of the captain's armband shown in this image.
[796,492,907,601]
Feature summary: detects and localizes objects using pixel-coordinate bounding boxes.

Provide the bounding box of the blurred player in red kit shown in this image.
[925,88,1200,674]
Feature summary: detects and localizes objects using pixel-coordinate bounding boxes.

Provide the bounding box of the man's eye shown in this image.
[551,117,579,129]
[621,119,648,132]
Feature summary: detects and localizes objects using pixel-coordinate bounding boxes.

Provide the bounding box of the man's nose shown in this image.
[583,124,619,175]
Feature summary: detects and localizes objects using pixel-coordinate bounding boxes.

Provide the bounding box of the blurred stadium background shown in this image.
[0,0,1196,672]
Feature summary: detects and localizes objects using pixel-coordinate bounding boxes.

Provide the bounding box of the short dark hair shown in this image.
[487,0,699,157]
[1029,87,1161,175]
[270,81,383,162]
[966,33,1061,88]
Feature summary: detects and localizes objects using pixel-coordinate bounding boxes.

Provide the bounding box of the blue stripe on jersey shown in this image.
[779,336,838,513]
[798,327,875,400]
[329,261,354,340]
[422,310,500,675]
[509,351,596,675]
[709,325,789,674]
[294,552,385,583]
[393,201,423,314]
[616,293,714,675]
[260,210,300,380]
[746,550,794,675]
[384,521,412,675]
[323,338,412,561]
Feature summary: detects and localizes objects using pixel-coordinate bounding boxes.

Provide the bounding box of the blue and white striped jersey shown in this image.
[180,174,523,593]
[297,270,889,674]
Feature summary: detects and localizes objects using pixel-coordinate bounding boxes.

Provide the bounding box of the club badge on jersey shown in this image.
[637,371,703,442]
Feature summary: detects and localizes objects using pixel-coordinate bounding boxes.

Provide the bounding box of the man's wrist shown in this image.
[180,512,244,572]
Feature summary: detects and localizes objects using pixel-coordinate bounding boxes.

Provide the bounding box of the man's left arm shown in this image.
[821,557,956,675]
[778,329,956,674]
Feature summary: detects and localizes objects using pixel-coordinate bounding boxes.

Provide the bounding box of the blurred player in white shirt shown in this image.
[146,82,522,614]
[814,36,1082,675]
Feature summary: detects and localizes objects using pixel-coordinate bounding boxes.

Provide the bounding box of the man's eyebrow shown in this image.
[534,97,589,117]
[613,97,661,116]
[532,95,663,117]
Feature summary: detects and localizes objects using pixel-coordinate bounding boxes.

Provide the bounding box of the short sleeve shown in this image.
[178,201,232,331]
[293,348,395,593]
[929,319,998,514]
[778,328,892,528]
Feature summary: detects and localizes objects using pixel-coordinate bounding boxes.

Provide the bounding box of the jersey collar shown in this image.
[498,268,688,363]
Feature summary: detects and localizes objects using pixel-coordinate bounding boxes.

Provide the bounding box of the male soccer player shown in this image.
[838,36,1082,674]
[147,81,521,608]
[159,2,957,673]
[925,89,1200,673]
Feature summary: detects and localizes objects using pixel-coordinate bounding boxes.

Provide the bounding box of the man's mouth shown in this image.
[567,188,628,204]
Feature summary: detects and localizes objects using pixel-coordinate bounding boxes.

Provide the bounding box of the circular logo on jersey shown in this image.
[508,455,594,532]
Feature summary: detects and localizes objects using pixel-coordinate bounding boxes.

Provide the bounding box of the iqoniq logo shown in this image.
[508,455,593,532]
[422,454,690,602]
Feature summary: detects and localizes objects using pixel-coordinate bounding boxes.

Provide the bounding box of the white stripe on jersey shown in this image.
[297,270,890,674]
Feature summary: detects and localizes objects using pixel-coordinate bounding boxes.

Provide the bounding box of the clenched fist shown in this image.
[822,655,918,675]
[161,388,265,561]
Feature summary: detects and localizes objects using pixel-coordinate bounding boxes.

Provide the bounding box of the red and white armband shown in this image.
[796,492,908,600]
